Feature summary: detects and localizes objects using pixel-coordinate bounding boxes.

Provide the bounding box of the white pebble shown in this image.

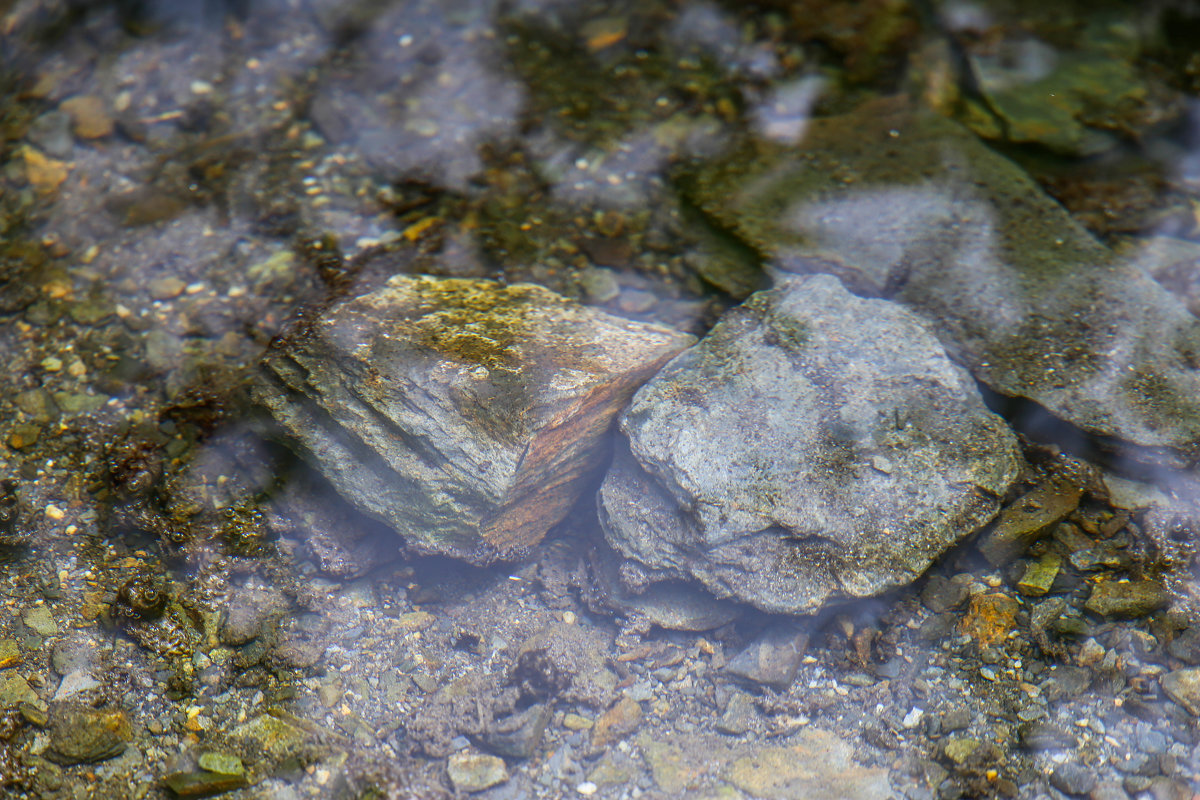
[576,782,598,796]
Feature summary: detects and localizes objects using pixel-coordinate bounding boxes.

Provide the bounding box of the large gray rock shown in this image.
[599,274,1021,614]
[256,274,693,563]
[680,97,1200,462]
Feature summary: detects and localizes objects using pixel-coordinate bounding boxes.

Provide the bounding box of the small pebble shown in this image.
[45,504,65,520]
[577,782,598,796]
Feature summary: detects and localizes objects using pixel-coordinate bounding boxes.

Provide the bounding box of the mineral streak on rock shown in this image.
[255,275,694,563]
[678,96,1200,460]
[599,274,1022,614]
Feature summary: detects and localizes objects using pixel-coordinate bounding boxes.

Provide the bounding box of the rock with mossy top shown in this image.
[255,274,694,563]
[599,274,1021,615]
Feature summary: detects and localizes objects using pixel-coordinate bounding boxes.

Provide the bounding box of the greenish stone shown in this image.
[962,23,1158,157]
[587,753,636,787]
[1017,553,1062,598]
[1161,668,1200,716]
[13,388,59,421]
[579,267,620,303]
[246,249,295,284]
[642,738,705,795]
[228,713,309,760]
[22,606,59,636]
[678,98,1200,459]
[942,737,982,765]
[45,707,130,765]
[197,752,245,776]
[0,673,37,707]
[446,752,508,793]
[1085,580,1170,619]
[24,300,63,326]
[7,423,40,450]
[977,480,1082,567]
[67,296,114,325]
[163,770,249,797]
[18,701,47,726]
[144,329,183,372]
[51,391,106,415]
[723,730,892,798]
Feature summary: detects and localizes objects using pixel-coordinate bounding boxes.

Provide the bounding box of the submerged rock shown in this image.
[599,274,1021,614]
[45,707,131,766]
[256,274,693,563]
[679,97,1200,462]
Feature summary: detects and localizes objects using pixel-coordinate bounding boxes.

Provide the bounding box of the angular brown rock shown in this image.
[256,275,693,563]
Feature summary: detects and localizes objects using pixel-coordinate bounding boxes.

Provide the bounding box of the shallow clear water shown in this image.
[2,1,1200,798]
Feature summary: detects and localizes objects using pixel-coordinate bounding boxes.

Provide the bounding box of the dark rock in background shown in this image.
[680,97,1200,463]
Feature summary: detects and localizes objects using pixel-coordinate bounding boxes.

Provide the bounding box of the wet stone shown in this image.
[13,388,59,422]
[601,274,1020,614]
[725,730,891,799]
[219,585,289,646]
[268,634,326,669]
[45,707,131,765]
[579,267,620,303]
[256,275,693,563]
[1090,781,1132,800]
[475,702,552,759]
[940,708,971,733]
[591,696,643,749]
[228,713,309,760]
[53,670,100,701]
[26,110,74,158]
[1085,580,1170,619]
[1160,668,1200,716]
[1166,628,1200,664]
[977,479,1083,567]
[22,606,59,637]
[724,620,809,690]
[942,738,982,765]
[1041,666,1092,701]
[1016,552,1061,597]
[163,770,250,797]
[959,593,1018,649]
[921,574,969,613]
[59,94,114,139]
[715,690,757,736]
[0,673,37,707]
[8,424,41,451]
[197,752,245,776]
[1050,761,1097,796]
[0,640,19,669]
[1070,547,1133,572]
[447,752,509,793]
[1146,777,1193,800]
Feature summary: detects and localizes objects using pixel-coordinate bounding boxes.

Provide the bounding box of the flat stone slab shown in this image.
[256,275,693,563]
[639,728,891,799]
[679,97,1200,461]
[599,274,1021,614]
